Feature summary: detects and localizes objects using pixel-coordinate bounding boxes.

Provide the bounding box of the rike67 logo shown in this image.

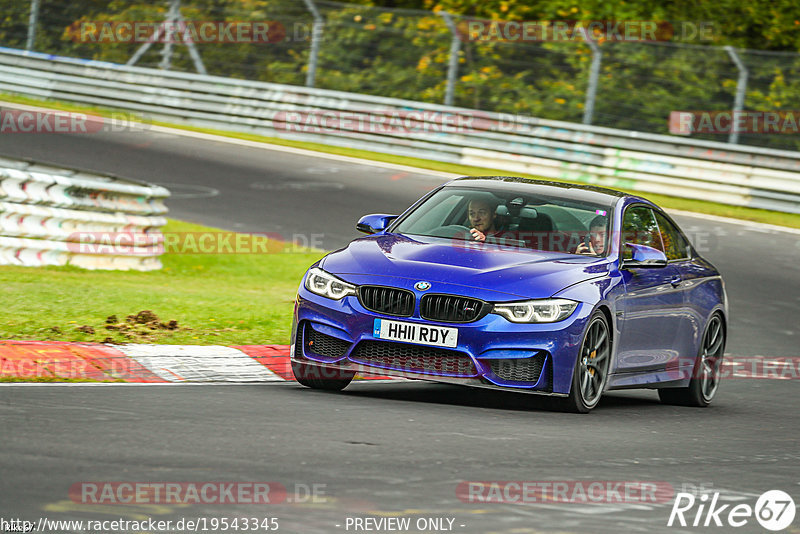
[668,490,795,531]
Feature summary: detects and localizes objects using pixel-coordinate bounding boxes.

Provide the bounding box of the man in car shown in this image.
[468,197,499,242]
[575,215,608,255]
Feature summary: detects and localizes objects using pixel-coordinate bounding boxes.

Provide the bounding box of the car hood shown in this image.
[320,233,610,300]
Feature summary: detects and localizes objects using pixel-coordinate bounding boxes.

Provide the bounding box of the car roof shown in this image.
[445,176,632,206]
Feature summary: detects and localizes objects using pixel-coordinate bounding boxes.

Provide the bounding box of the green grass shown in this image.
[3,92,800,230]
[0,220,324,345]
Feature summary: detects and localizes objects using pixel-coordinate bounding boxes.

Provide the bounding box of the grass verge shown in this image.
[0,219,323,345]
[3,92,800,230]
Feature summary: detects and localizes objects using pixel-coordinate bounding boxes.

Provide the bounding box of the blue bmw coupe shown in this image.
[291,177,727,412]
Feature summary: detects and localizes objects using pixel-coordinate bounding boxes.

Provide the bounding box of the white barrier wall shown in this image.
[0,47,799,214]
[0,157,169,270]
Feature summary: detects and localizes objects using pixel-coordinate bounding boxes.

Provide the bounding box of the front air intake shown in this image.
[489,354,548,385]
[358,285,415,317]
[349,340,478,377]
[420,294,489,323]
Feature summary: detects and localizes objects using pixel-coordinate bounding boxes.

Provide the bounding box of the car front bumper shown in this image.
[291,285,595,395]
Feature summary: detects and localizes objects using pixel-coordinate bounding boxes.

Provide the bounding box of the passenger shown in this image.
[575,215,608,255]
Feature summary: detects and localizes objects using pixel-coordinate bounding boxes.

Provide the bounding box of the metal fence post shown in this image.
[580,28,601,125]
[302,0,323,87]
[159,0,180,70]
[26,0,41,51]
[177,5,207,74]
[128,0,206,74]
[438,11,460,107]
[725,46,748,145]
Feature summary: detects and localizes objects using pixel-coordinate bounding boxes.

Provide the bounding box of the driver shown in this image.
[468,197,499,242]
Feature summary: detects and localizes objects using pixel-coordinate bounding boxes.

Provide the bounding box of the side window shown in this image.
[621,206,663,259]
[654,211,690,261]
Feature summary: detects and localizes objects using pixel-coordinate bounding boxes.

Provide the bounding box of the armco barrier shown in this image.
[0,156,169,270]
[0,47,799,214]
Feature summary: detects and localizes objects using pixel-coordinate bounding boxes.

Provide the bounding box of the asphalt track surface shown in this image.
[2,127,799,533]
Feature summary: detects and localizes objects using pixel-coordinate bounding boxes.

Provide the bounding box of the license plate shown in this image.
[373,319,458,348]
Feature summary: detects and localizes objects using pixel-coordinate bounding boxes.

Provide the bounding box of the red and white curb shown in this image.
[113,344,285,382]
[0,340,359,383]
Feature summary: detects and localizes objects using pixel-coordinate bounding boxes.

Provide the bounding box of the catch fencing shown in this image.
[3,0,800,151]
[0,154,169,270]
[0,47,799,214]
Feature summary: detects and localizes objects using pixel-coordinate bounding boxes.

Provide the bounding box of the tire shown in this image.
[291,359,355,391]
[659,313,725,407]
[561,311,611,413]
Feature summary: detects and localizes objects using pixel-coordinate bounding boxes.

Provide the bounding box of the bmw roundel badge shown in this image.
[414,281,431,291]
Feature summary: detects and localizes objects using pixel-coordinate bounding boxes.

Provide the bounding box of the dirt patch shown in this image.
[103,310,186,341]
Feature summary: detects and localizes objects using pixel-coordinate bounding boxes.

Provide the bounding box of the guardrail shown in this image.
[1,47,798,214]
[0,155,169,270]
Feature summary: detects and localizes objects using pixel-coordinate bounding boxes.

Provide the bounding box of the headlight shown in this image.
[492,298,578,323]
[304,267,357,300]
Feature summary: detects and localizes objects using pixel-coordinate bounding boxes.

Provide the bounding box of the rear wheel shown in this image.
[659,313,725,407]
[291,360,355,391]
[562,311,611,413]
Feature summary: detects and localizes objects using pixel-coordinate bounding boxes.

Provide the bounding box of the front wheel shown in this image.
[562,311,611,413]
[291,360,355,391]
[659,313,725,407]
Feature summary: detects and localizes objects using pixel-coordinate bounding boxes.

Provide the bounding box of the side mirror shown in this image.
[621,243,668,269]
[356,214,398,235]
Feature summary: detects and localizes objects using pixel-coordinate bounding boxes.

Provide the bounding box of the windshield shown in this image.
[392,186,613,256]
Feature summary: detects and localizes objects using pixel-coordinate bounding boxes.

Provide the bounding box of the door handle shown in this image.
[670,275,682,287]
